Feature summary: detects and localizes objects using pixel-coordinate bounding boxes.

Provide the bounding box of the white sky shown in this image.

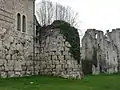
[35,0,120,35]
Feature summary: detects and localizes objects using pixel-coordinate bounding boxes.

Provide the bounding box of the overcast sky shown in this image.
[35,0,120,35]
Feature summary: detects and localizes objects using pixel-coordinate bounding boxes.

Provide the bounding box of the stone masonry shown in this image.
[0,0,82,79]
[36,25,82,79]
[0,0,35,78]
[1,0,120,79]
[81,29,119,75]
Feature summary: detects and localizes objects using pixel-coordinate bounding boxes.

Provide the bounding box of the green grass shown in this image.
[0,74,120,90]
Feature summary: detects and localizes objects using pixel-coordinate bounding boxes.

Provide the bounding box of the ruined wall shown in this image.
[38,28,82,79]
[103,31,118,73]
[0,0,83,79]
[0,0,35,78]
[81,29,118,75]
[109,29,120,72]
[0,0,82,79]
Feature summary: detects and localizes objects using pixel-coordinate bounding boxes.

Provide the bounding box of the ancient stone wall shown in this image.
[107,29,120,72]
[38,28,82,79]
[0,0,35,78]
[81,29,118,75]
[0,0,82,79]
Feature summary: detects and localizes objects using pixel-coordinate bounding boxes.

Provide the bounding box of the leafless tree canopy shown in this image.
[36,0,79,27]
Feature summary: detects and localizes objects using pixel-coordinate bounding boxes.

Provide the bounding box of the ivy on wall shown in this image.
[40,20,80,63]
[52,20,80,63]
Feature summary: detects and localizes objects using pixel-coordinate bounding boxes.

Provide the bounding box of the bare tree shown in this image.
[36,0,79,27]
[46,0,53,24]
[36,0,53,26]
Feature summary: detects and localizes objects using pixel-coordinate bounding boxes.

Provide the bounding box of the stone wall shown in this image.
[38,27,82,79]
[0,0,35,78]
[0,0,82,79]
[81,29,119,75]
[109,29,120,72]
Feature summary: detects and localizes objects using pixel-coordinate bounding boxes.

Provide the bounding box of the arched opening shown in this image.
[22,15,26,32]
[17,13,21,31]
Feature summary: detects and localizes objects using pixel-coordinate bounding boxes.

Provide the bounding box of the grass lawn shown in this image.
[0,74,120,90]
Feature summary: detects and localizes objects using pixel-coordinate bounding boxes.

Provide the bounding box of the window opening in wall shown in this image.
[17,13,21,31]
[22,15,26,32]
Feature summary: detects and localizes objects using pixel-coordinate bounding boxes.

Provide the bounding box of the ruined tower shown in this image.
[81,29,119,75]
